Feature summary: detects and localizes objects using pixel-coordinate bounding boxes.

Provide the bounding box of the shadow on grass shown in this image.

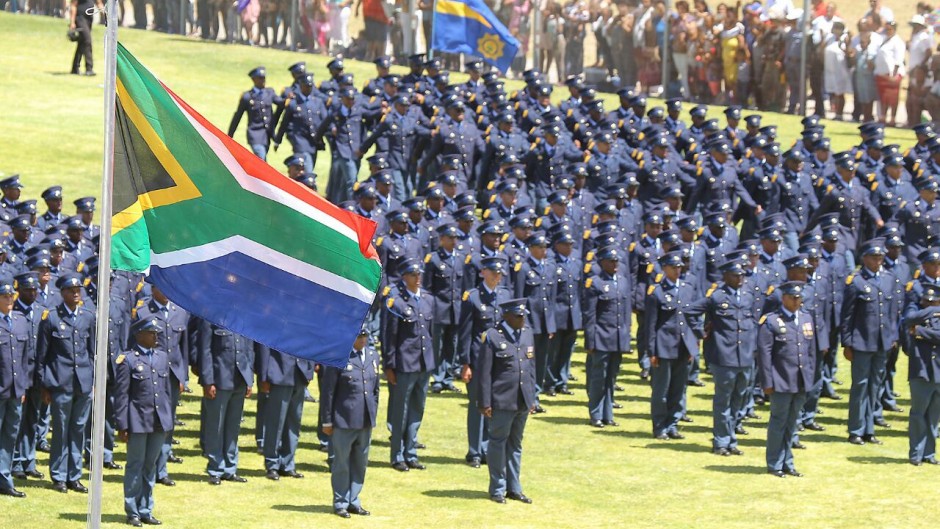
[59,513,128,524]
[422,488,484,500]
[846,456,910,465]
[271,503,337,515]
[418,455,470,466]
[534,415,591,426]
[703,464,764,475]
[644,442,711,453]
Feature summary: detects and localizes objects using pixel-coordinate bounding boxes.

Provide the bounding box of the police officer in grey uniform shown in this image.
[758,281,815,477]
[114,318,173,526]
[841,238,899,445]
[477,299,537,504]
[582,246,633,427]
[0,278,29,498]
[38,273,96,493]
[384,259,435,471]
[228,66,282,160]
[321,328,379,517]
[257,344,314,481]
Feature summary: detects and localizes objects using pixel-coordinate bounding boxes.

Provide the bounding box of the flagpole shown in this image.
[87,0,119,527]
[427,0,437,58]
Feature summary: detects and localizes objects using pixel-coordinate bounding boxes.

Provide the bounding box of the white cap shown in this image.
[786,8,804,22]
[910,14,927,27]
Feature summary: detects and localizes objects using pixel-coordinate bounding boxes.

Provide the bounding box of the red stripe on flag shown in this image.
[161,82,380,261]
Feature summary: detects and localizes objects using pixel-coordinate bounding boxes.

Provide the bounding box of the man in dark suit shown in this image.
[114,318,173,526]
[476,299,537,504]
[757,281,815,477]
[321,328,380,517]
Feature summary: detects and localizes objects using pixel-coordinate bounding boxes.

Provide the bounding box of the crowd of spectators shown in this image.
[5,0,939,127]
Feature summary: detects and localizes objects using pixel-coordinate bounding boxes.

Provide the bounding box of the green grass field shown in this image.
[0,13,932,529]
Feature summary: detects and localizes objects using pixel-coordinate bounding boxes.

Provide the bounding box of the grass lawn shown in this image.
[0,13,931,529]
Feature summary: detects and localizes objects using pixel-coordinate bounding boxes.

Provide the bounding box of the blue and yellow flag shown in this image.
[431,0,520,73]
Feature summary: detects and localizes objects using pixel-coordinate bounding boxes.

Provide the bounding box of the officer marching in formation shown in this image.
[477,299,536,504]
[114,318,172,526]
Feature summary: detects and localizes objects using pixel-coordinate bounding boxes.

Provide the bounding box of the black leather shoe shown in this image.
[863,435,883,445]
[430,385,443,394]
[679,415,694,423]
[222,474,247,483]
[614,384,624,392]
[874,418,891,428]
[127,516,142,527]
[156,477,175,487]
[444,384,463,393]
[640,369,650,379]
[208,476,222,485]
[37,443,50,453]
[467,457,481,468]
[11,472,26,480]
[406,460,426,470]
[140,516,161,525]
[924,458,940,465]
[667,431,685,440]
[174,419,185,426]
[713,447,730,456]
[803,422,825,431]
[735,426,749,435]
[728,447,744,456]
[767,469,786,478]
[507,492,532,504]
[391,462,410,472]
[911,459,923,466]
[884,404,903,413]
[334,508,351,518]
[52,481,67,493]
[0,488,25,498]
[534,404,547,413]
[823,392,843,400]
[654,433,670,440]
[266,470,280,481]
[104,461,123,470]
[542,388,556,397]
[848,435,866,445]
[348,505,370,516]
[791,441,806,450]
[26,469,44,479]
[568,374,578,381]
[746,411,761,419]
[167,455,183,464]
[689,380,706,387]
[558,387,573,395]
[278,470,304,479]
[67,481,88,493]
[611,402,623,409]
[415,442,427,449]
[490,495,506,504]
[170,439,180,446]
[603,419,620,427]
[590,419,604,428]
[785,468,803,477]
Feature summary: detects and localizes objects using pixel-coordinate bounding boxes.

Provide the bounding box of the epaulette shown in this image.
[534,137,542,145]
[574,123,580,132]
[697,227,705,237]
[628,242,637,252]
[618,119,624,128]
[424,253,432,263]
[900,200,907,209]
[846,274,855,285]
[585,251,595,262]
[826,184,833,193]
[638,160,645,170]
[766,285,775,296]
[867,173,876,182]
[386,298,395,309]
[77,262,85,272]
[376,236,384,247]
[646,263,654,274]
[871,182,879,192]
[482,209,491,219]
[481,331,487,343]
[647,284,657,295]
[584,152,591,162]
[131,307,138,318]
[542,206,550,216]
[904,148,911,157]
[465,254,473,264]
[462,291,470,301]
[514,102,520,110]
[758,315,767,325]
[136,299,144,308]
[382,286,391,297]
[530,142,537,150]
[487,181,495,190]
[655,273,664,283]
[770,174,778,183]
[514,262,522,272]
[748,167,755,175]
[369,96,376,104]
[585,277,593,288]
[584,263,592,274]
[115,354,126,365]
[535,218,543,227]
[83,277,91,287]
[42,310,49,320]
[380,114,387,123]
[855,150,863,160]
[906,281,914,292]
[696,166,702,176]
[566,109,573,117]
[914,161,921,172]
[592,214,599,224]
[135,281,144,293]
[522,109,529,118]
[915,269,922,279]
[327,97,333,107]
[706,284,717,297]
